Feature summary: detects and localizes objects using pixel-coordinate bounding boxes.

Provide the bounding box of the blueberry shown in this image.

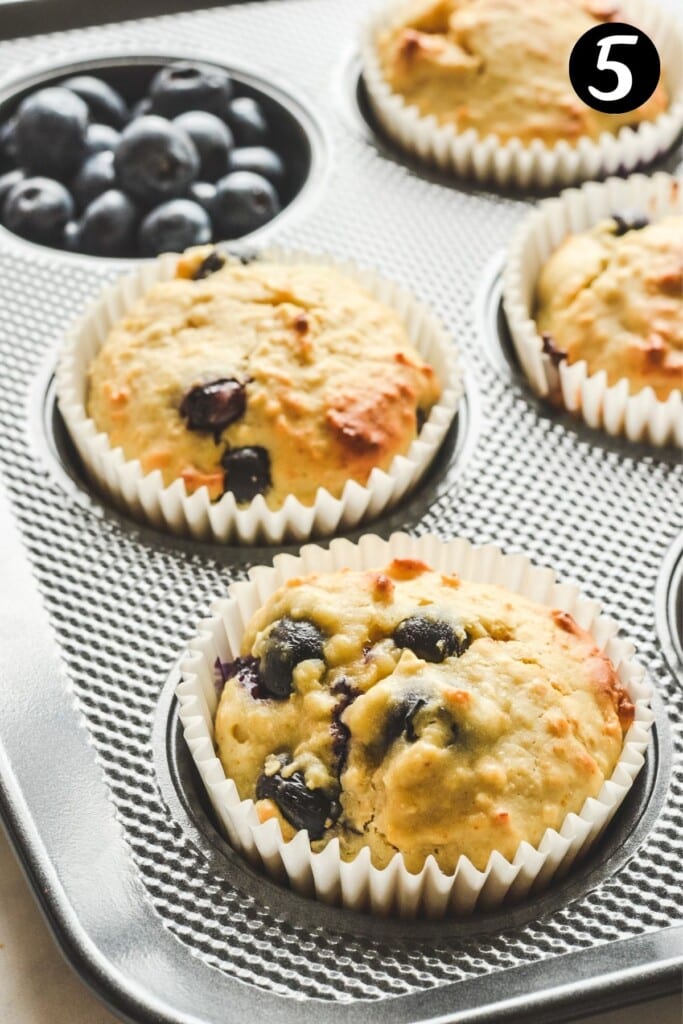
[3,176,74,244]
[212,171,280,238]
[138,198,212,256]
[611,211,650,236]
[174,111,233,182]
[0,168,24,211]
[393,616,464,663]
[191,247,225,279]
[180,378,246,439]
[216,655,263,698]
[225,96,269,146]
[63,220,81,251]
[14,87,88,179]
[78,189,139,256]
[114,115,200,206]
[187,180,216,212]
[256,760,338,839]
[149,61,234,118]
[330,678,356,770]
[227,146,284,188]
[260,617,325,699]
[131,97,152,120]
[0,118,18,165]
[384,692,428,746]
[72,150,116,211]
[83,123,121,157]
[221,445,271,503]
[61,75,129,128]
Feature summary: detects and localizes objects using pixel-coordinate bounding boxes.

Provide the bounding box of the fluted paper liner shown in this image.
[503,172,683,447]
[176,532,653,918]
[56,249,462,544]
[362,0,683,188]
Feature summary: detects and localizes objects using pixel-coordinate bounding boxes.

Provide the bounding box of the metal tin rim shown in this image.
[655,532,683,685]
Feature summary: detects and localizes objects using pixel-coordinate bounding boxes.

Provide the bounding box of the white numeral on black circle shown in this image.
[588,34,639,102]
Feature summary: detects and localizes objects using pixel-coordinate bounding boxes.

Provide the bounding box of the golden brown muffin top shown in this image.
[87,249,441,508]
[375,0,668,145]
[215,559,632,872]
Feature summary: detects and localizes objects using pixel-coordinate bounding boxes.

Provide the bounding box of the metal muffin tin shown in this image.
[0,2,681,1022]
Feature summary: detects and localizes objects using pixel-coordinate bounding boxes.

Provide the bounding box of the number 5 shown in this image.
[588,34,638,102]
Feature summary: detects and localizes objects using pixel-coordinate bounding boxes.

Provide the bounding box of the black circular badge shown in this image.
[569,23,660,114]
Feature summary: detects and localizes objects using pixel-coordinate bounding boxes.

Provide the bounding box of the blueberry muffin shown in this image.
[375,0,668,146]
[86,248,441,508]
[214,558,634,873]
[535,214,683,400]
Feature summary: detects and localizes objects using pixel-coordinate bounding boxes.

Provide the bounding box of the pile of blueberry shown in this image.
[0,62,287,257]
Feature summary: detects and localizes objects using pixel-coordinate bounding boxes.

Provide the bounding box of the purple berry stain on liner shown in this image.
[541,332,568,368]
[215,655,264,698]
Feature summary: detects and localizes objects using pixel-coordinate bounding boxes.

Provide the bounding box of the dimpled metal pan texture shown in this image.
[0,1,681,1023]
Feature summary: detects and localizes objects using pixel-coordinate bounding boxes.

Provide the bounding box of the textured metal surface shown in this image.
[0,0,681,1020]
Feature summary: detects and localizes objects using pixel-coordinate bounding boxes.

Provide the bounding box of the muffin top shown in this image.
[375,0,668,146]
[214,558,633,873]
[535,213,683,400]
[86,248,441,508]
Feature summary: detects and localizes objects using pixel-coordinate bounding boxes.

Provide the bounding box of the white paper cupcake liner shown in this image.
[176,531,653,918]
[56,249,462,544]
[362,0,683,189]
[503,171,683,447]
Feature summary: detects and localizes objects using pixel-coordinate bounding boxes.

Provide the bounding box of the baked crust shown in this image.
[535,214,683,399]
[214,559,632,873]
[87,250,441,508]
[375,0,668,146]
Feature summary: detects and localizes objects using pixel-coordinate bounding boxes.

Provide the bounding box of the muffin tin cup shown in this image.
[0,50,324,261]
[503,171,683,447]
[176,531,653,919]
[55,249,463,544]
[361,0,683,189]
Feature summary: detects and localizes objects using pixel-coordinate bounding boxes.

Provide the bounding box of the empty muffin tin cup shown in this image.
[503,171,683,447]
[361,0,683,189]
[176,531,653,918]
[56,249,462,544]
